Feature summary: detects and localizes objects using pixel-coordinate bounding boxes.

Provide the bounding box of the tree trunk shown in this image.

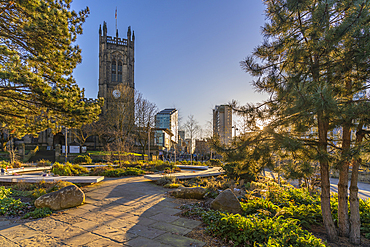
[338,162,349,236]
[349,158,361,245]
[318,117,338,241]
[349,129,365,245]
[338,125,351,237]
[321,161,338,241]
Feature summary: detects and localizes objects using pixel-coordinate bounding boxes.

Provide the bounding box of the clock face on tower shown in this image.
[112,89,121,99]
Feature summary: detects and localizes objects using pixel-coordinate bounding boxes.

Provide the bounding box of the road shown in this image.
[330,178,370,201]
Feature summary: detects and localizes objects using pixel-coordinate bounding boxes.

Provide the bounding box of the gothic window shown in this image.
[111,60,116,82]
[118,61,122,82]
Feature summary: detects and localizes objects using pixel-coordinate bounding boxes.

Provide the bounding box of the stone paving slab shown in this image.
[172,218,203,229]
[0,176,206,247]
[149,212,180,223]
[0,236,18,247]
[150,221,192,235]
[61,232,102,247]
[125,236,172,247]
[154,232,206,247]
[83,237,125,247]
[127,224,167,239]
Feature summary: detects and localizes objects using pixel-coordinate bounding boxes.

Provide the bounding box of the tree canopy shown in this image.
[0,0,102,137]
[223,0,370,244]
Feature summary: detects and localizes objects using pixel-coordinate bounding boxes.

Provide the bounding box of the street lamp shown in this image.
[148,127,151,161]
[65,126,68,163]
[232,125,238,139]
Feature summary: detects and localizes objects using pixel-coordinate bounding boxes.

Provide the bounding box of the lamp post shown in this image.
[232,125,238,140]
[147,127,151,161]
[65,126,68,163]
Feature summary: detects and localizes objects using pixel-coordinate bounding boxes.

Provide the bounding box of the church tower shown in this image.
[98,22,135,113]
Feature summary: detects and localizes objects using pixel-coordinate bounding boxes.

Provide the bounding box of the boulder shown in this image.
[210,189,242,214]
[170,187,206,199]
[35,185,85,210]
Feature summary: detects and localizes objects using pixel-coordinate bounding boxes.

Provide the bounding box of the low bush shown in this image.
[124,167,145,176]
[47,181,75,193]
[0,160,11,169]
[164,183,182,188]
[23,207,53,219]
[0,187,28,216]
[89,166,110,176]
[51,162,88,176]
[102,168,126,177]
[209,159,222,167]
[156,175,176,186]
[31,188,47,199]
[90,166,145,177]
[12,161,23,168]
[73,155,92,164]
[183,203,325,247]
[36,159,52,167]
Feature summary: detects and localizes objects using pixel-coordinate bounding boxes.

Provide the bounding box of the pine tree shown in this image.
[0,0,102,138]
[234,0,370,243]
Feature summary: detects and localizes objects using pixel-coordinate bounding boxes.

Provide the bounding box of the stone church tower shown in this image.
[98,22,135,113]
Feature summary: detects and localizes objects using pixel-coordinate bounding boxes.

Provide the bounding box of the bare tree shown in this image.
[183,115,200,165]
[134,91,158,159]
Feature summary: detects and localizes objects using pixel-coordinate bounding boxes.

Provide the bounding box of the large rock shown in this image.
[170,187,206,199]
[210,189,242,214]
[35,185,85,210]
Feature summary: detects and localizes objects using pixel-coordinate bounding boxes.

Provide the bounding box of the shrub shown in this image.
[51,162,88,176]
[70,164,89,175]
[124,167,145,176]
[23,207,53,219]
[164,183,182,188]
[156,175,176,186]
[12,161,23,168]
[102,168,126,177]
[36,159,52,167]
[89,166,110,176]
[73,155,92,164]
[183,204,325,247]
[51,162,72,176]
[222,162,257,182]
[47,181,75,193]
[31,188,47,199]
[0,187,27,216]
[0,160,11,169]
[209,159,222,167]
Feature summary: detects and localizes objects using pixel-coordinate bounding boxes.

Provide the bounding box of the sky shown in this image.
[70,0,267,131]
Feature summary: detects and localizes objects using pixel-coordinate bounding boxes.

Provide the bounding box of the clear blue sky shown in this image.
[70,0,267,130]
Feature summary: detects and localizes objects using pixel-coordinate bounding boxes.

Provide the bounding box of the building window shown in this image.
[118,61,122,82]
[111,60,116,82]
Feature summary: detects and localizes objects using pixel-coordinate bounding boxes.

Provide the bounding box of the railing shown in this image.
[106,36,128,46]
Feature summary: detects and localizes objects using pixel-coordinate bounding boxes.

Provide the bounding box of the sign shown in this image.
[81,146,87,153]
[69,146,80,154]
[62,145,80,154]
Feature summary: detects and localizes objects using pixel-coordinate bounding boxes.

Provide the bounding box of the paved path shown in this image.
[0,177,205,247]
